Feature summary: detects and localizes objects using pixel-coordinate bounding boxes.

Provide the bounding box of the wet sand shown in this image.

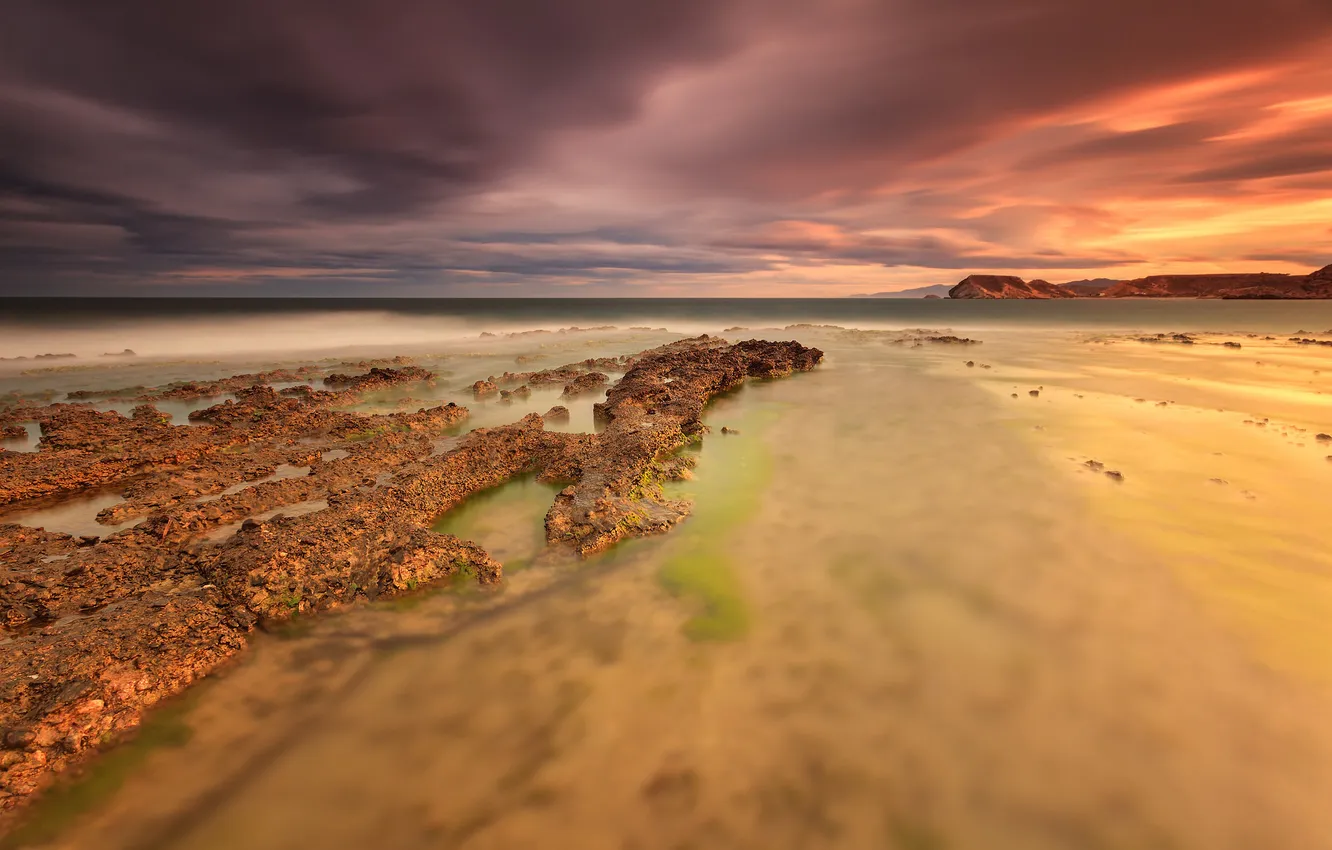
[4,324,1332,850]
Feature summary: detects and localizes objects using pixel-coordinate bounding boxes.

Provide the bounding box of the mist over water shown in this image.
[5,300,1332,850]
[5,297,1332,361]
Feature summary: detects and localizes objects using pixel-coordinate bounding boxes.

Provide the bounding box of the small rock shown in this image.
[1028,390,1040,397]
[1084,460,1104,471]
[1316,433,1331,442]
[1104,470,1124,481]
[965,361,975,368]
[3,727,35,749]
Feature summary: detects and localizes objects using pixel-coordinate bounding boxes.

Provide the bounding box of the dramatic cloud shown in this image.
[1,0,1331,295]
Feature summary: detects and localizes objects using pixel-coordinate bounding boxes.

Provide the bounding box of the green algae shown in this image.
[0,685,210,850]
[659,550,751,641]
[430,474,563,573]
[654,402,778,642]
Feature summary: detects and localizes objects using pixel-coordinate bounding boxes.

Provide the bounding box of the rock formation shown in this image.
[0,337,821,812]
[947,264,1332,299]
[948,275,1078,299]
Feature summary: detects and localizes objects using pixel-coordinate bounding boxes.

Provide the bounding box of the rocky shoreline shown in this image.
[0,336,822,814]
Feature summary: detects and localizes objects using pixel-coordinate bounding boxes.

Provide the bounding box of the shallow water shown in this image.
[431,475,566,572]
[2,492,133,539]
[0,422,40,453]
[92,396,237,427]
[5,309,1332,850]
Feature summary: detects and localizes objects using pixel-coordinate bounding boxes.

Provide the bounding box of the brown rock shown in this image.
[948,275,1078,299]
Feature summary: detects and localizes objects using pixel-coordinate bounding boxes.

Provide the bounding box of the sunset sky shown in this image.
[2,0,1331,296]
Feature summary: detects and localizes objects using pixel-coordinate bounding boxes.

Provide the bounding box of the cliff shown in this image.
[946,264,1332,299]
[1103,273,1297,298]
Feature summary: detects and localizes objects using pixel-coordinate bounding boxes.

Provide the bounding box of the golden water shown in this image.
[8,327,1332,850]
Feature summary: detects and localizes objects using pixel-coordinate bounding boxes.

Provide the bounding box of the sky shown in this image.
[2,0,1332,297]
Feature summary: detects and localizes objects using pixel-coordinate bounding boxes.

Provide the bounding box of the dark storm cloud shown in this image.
[1,0,1331,294]
[1243,251,1332,266]
[637,0,1332,194]
[0,0,737,201]
[1177,151,1332,183]
[712,223,1139,271]
[1014,123,1224,172]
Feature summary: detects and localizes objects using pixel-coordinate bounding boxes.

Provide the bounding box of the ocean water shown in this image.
[5,300,1332,850]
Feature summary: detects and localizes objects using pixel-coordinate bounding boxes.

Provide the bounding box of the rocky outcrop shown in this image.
[545,336,823,556]
[560,372,609,398]
[948,275,1078,299]
[322,366,433,392]
[0,338,821,812]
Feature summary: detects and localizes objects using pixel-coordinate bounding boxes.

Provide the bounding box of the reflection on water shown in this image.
[8,323,1332,850]
[2,491,133,538]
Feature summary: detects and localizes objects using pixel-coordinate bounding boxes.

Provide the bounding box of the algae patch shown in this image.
[659,550,750,641]
[430,474,562,572]
[655,404,777,642]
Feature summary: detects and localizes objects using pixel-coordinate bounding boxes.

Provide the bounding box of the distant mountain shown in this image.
[849,283,954,298]
[947,265,1332,299]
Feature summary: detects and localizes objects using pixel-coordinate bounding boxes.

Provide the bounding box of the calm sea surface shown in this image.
[4,299,1332,850]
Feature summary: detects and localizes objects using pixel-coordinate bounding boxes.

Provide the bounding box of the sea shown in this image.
[4,297,1332,850]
